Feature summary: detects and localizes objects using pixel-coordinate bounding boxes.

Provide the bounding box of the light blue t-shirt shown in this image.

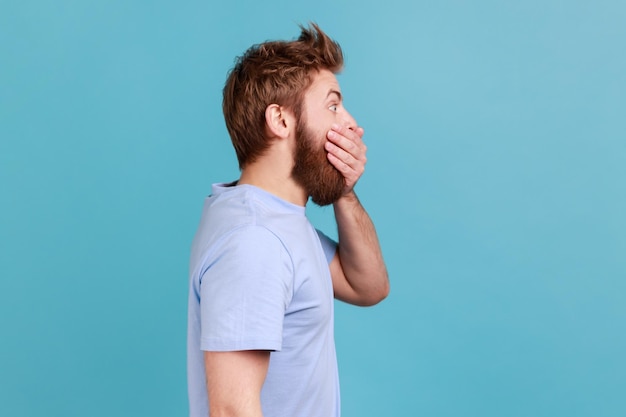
[187,183,339,417]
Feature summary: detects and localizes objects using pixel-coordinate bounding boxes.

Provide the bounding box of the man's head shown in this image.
[222,24,344,169]
[291,105,345,206]
[291,68,358,206]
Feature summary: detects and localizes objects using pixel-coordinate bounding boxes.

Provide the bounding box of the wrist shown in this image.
[334,190,359,209]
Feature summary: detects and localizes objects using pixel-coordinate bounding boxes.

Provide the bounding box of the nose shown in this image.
[342,108,357,131]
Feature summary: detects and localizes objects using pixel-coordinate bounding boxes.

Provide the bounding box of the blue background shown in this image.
[1,1,624,416]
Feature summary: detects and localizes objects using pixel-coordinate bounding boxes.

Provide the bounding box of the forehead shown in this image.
[304,69,341,100]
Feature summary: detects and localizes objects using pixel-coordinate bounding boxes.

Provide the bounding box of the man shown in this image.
[187,24,389,417]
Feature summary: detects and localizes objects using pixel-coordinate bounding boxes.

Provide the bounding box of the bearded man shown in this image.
[187,24,389,417]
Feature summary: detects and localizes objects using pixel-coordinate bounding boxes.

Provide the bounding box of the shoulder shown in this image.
[217,224,290,259]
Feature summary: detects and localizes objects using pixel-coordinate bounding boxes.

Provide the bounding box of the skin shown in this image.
[206,69,389,417]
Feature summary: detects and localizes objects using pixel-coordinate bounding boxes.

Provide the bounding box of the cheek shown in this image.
[301,111,333,144]
[306,125,329,148]
[309,109,336,130]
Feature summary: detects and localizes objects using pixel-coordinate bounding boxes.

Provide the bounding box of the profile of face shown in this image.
[290,70,357,206]
[292,118,345,206]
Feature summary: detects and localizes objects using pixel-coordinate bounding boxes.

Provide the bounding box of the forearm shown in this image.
[333,191,389,305]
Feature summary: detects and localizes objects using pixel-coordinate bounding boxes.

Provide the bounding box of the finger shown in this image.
[327,129,366,158]
[327,153,364,192]
[327,152,362,178]
[330,124,363,143]
[325,140,360,169]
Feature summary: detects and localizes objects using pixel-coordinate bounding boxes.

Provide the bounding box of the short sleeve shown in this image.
[315,229,337,264]
[199,226,294,352]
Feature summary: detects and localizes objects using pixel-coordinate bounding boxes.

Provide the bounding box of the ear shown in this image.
[265,104,294,139]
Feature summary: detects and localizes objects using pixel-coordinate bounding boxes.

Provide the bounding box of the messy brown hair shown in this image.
[222,23,344,168]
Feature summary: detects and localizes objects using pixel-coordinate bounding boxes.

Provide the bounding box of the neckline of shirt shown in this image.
[211,183,306,216]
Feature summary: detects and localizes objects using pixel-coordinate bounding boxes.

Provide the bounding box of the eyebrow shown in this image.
[326,89,342,101]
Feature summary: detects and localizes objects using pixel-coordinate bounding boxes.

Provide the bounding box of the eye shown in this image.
[329,104,338,112]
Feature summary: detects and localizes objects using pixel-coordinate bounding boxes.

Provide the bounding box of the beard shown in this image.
[291,119,345,206]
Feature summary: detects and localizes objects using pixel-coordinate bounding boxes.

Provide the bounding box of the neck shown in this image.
[238,161,308,207]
